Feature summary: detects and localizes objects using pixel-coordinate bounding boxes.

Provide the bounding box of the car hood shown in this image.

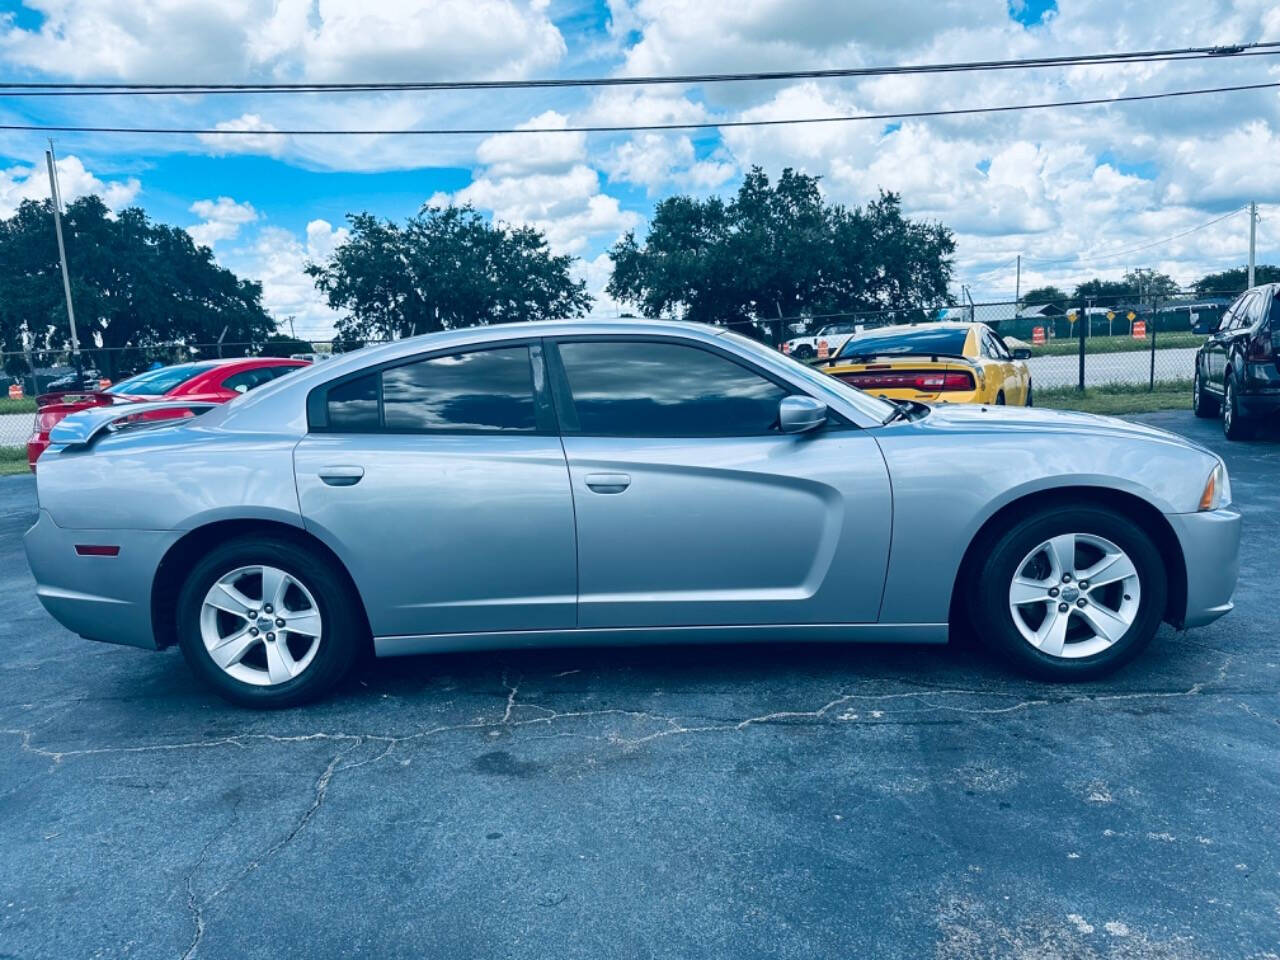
[905,401,1213,454]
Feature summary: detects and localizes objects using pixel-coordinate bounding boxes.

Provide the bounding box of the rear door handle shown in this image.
[584,472,631,494]
[319,465,364,487]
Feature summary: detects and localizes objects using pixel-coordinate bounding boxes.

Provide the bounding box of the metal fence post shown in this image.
[1077,306,1086,392]
[1149,296,1159,391]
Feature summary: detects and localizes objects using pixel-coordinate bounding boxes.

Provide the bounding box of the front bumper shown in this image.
[24,509,179,649]
[1166,506,1242,629]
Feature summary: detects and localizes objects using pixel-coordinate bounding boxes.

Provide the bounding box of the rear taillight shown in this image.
[838,370,976,392]
[35,411,62,433]
[1248,330,1274,360]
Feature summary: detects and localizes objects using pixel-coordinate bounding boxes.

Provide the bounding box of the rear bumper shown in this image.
[868,388,983,405]
[23,509,178,649]
[1166,506,1242,629]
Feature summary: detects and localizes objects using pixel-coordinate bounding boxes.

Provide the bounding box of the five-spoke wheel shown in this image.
[973,505,1166,680]
[178,536,363,707]
[1007,533,1140,659]
[200,565,323,686]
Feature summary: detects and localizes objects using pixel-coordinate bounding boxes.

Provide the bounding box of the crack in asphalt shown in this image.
[0,651,1252,763]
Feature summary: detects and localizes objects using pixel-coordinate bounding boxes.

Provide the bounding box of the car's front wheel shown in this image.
[972,506,1166,680]
[176,536,363,707]
[792,344,815,361]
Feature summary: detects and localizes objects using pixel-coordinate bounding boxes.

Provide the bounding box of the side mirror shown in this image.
[1011,347,1033,360]
[779,395,827,434]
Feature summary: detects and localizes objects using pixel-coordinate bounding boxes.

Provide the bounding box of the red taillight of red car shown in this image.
[34,410,63,433]
[838,370,975,391]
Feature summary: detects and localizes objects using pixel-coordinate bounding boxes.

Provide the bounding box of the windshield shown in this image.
[837,327,970,360]
[719,331,896,421]
[108,363,217,396]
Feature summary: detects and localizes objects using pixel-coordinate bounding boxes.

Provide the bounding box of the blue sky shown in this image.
[1,0,1277,337]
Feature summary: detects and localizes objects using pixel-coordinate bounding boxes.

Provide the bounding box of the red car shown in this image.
[28,357,310,470]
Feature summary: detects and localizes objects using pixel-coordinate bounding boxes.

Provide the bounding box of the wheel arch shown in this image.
[151,518,373,650]
[949,486,1188,632]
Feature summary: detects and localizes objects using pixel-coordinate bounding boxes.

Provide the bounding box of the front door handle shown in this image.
[585,472,631,494]
[319,465,364,487]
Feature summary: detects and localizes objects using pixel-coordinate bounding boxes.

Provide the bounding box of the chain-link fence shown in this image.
[766,290,1231,398]
[0,288,1240,452]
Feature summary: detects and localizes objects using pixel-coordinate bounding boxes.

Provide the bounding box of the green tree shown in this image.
[0,196,275,378]
[307,204,591,345]
[1192,265,1280,296]
[261,332,315,357]
[606,167,955,338]
[1020,285,1069,308]
[1122,268,1178,301]
[1071,278,1132,308]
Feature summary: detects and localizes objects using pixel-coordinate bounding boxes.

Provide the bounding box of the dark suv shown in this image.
[1193,283,1280,439]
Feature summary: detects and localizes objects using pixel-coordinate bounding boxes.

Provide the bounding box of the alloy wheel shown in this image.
[199,565,323,686]
[1007,533,1140,659]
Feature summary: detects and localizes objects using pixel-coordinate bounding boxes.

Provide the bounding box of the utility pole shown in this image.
[45,142,83,379]
[1014,255,1021,311]
[1248,201,1257,287]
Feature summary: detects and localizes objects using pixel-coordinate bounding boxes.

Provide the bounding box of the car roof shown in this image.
[852,321,979,336]
[215,319,729,432]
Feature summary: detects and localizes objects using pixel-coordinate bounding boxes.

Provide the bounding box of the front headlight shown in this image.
[1198,461,1231,511]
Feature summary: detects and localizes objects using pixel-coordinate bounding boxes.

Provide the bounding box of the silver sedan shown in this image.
[25,321,1241,707]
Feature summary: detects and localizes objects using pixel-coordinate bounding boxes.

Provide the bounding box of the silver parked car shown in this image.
[26,321,1240,707]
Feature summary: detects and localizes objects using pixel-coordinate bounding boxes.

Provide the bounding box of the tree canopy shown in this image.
[0,196,276,377]
[1020,285,1069,307]
[1192,265,1280,296]
[306,204,592,346]
[606,167,955,335]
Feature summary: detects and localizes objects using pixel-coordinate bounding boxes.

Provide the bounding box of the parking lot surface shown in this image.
[1,410,1277,959]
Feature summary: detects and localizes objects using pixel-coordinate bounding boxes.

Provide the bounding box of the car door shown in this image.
[980,329,1022,403]
[293,342,577,638]
[547,336,893,629]
[1205,294,1249,390]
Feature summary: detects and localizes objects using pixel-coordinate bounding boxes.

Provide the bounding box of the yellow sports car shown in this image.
[822,321,1033,406]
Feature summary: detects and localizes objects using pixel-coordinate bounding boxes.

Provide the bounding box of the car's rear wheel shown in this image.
[1222,376,1253,440]
[792,345,815,361]
[1025,382,1034,407]
[177,536,363,707]
[1192,368,1218,418]
[972,506,1166,680]
[995,391,1006,405]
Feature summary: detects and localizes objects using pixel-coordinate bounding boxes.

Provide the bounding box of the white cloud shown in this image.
[0,0,566,82]
[0,154,140,219]
[229,219,350,340]
[196,114,286,157]
[474,111,587,176]
[187,196,259,248]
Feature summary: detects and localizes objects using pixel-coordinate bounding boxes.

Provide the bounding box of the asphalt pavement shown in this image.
[0,410,1277,959]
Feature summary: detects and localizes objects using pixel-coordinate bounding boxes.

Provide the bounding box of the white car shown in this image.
[782,321,862,361]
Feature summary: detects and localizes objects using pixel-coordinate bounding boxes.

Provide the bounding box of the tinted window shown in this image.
[222,368,277,394]
[837,327,970,360]
[107,363,218,396]
[556,340,788,437]
[383,347,536,432]
[327,373,379,431]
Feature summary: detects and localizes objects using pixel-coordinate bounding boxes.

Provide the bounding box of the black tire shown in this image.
[1192,368,1219,418]
[995,391,1006,405]
[971,505,1167,681]
[792,345,815,361]
[176,535,364,708]
[1025,382,1034,408]
[1222,375,1253,441]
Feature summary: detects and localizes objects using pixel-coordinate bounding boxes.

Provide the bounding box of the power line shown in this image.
[1025,205,1248,266]
[3,80,1277,136]
[0,42,1274,96]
